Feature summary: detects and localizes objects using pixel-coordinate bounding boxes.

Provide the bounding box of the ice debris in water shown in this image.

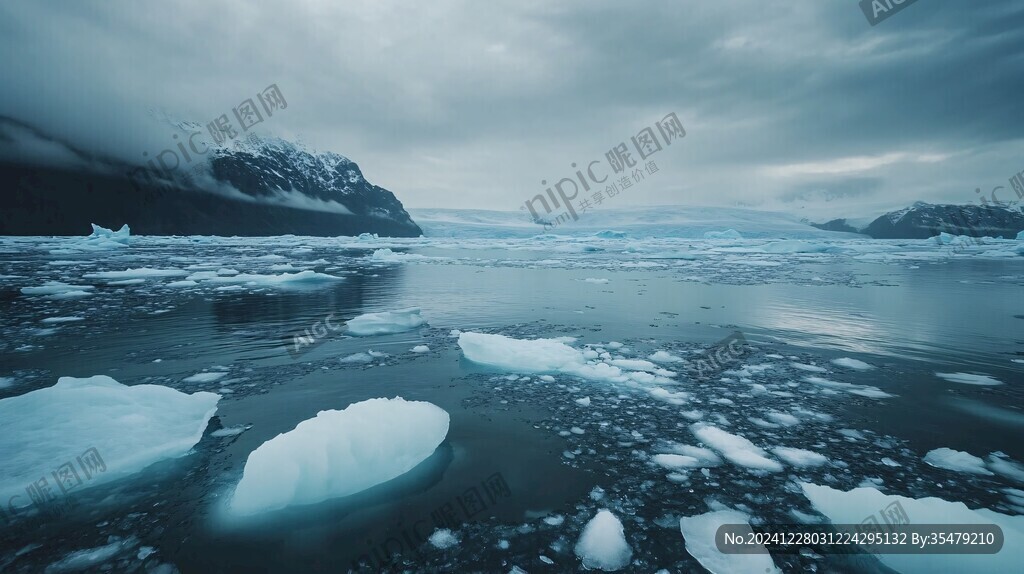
[230,397,449,515]
[830,357,874,370]
[690,423,782,472]
[934,372,1003,386]
[574,509,633,571]
[428,529,460,549]
[0,375,219,506]
[923,447,993,475]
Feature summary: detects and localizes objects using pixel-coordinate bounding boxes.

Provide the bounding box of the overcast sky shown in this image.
[2,0,1022,220]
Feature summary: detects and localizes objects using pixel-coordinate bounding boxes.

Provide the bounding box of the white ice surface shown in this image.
[679,509,780,574]
[690,423,782,472]
[935,372,1003,386]
[923,447,992,475]
[346,308,427,336]
[574,509,633,571]
[0,376,219,506]
[230,397,449,515]
[801,483,1024,574]
[831,357,874,371]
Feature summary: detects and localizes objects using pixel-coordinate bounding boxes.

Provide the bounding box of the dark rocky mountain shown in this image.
[813,202,1024,239]
[0,119,422,237]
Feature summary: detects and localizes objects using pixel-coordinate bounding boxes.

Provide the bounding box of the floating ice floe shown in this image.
[458,332,637,383]
[831,357,874,370]
[923,447,993,475]
[934,372,1003,386]
[346,308,427,336]
[800,483,1024,574]
[690,423,782,472]
[198,270,344,289]
[369,248,447,263]
[411,345,430,353]
[771,446,828,468]
[574,509,633,571]
[759,240,833,254]
[648,350,684,363]
[679,509,780,574]
[230,397,449,515]
[802,376,893,398]
[582,277,609,284]
[40,315,85,324]
[83,268,189,281]
[20,281,95,299]
[0,375,219,506]
[183,372,228,384]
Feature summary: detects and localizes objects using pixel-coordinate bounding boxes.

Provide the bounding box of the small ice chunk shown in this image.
[680,510,780,574]
[575,396,591,407]
[20,281,95,299]
[41,316,85,324]
[347,308,427,336]
[924,448,993,475]
[340,352,374,363]
[183,372,227,383]
[652,453,701,470]
[574,509,633,571]
[690,424,782,472]
[428,528,460,549]
[831,357,874,371]
[211,426,249,438]
[772,447,828,468]
[935,372,1003,386]
[583,277,609,284]
[648,350,683,363]
[790,362,827,373]
[230,397,449,515]
[411,345,431,353]
[803,376,893,399]
[987,453,1024,483]
[83,268,188,280]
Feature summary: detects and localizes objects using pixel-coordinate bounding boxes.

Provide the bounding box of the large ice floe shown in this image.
[0,375,219,506]
[457,332,673,385]
[679,509,781,574]
[801,483,1024,574]
[230,397,449,515]
[573,509,633,571]
[346,307,428,336]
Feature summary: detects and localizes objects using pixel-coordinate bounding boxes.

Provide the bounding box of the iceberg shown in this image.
[79,223,131,250]
[800,483,1024,574]
[346,307,427,336]
[574,509,633,571]
[0,376,219,506]
[230,397,449,515]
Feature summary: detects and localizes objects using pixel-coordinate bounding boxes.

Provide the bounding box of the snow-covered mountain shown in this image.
[814,202,1024,239]
[410,206,862,239]
[0,119,421,237]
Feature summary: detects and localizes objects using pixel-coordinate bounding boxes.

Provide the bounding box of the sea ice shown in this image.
[679,509,780,574]
[230,397,449,515]
[411,345,430,353]
[574,509,633,571]
[183,372,228,384]
[346,308,427,336]
[428,529,460,549]
[20,281,95,299]
[802,376,893,398]
[0,376,219,506]
[771,447,828,467]
[801,483,1024,574]
[831,357,874,370]
[648,351,683,363]
[923,447,992,475]
[83,268,188,280]
[935,372,1003,386]
[690,424,782,472]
